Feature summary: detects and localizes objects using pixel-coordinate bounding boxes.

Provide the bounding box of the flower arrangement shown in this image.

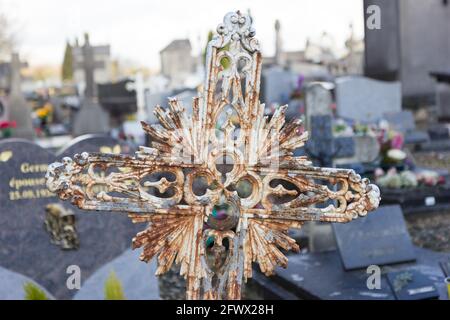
[35,102,53,121]
[376,120,406,165]
[34,102,53,136]
[333,119,377,137]
[375,168,445,189]
[0,120,17,138]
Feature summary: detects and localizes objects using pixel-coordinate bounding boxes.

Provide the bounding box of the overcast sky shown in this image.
[2,0,364,71]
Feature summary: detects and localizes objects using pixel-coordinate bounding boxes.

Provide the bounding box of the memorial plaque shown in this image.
[387,269,439,300]
[0,136,139,299]
[333,205,416,270]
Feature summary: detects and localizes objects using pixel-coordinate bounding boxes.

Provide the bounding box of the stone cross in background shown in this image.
[76,33,105,99]
[306,115,355,168]
[72,34,110,136]
[8,53,34,139]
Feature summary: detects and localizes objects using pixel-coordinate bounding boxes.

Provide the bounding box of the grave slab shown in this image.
[253,247,449,300]
[333,205,416,270]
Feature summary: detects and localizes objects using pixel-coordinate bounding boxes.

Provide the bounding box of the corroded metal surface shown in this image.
[44,203,79,250]
[46,11,380,300]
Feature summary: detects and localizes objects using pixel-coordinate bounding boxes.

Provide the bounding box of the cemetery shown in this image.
[0,0,449,305]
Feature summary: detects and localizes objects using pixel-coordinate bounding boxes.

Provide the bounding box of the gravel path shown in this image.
[405,151,450,253]
[406,210,450,253]
[412,151,450,171]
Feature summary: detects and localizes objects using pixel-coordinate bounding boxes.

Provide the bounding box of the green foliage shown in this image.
[23,282,49,300]
[62,40,74,82]
[104,271,126,300]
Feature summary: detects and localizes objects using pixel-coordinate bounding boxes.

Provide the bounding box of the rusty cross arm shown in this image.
[46,11,380,300]
[46,151,378,222]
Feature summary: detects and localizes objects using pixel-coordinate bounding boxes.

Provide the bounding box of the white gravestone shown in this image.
[335,76,401,123]
[305,82,333,132]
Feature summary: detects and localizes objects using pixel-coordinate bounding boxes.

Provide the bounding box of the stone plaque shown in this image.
[332,205,416,270]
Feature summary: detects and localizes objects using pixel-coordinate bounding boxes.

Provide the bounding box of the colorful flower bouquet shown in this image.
[0,120,17,138]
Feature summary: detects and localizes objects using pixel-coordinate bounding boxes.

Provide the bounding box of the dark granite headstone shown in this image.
[332,205,416,270]
[386,269,439,300]
[253,247,449,300]
[0,135,140,299]
[428,125,450,140]
[383,111,430,145]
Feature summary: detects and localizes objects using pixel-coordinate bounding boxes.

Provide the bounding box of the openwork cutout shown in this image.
[46,11,380,300]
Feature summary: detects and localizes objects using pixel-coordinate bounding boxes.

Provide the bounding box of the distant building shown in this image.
[330,24,365,76]
[304,34,339,66]
[263,20,332,82]
[364,0,450,102]
[160,39,198,89]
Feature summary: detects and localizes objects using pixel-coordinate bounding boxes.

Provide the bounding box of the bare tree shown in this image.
[0,5,14,57]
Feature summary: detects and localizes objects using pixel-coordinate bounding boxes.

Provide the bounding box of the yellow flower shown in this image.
[36,107,49,118]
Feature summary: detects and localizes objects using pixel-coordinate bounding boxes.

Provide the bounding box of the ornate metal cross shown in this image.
[46,11,380,300]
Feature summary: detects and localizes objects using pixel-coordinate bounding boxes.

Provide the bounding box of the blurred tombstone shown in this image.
[7,53,34,139]
[333,205,416,270]
[353,135,380,163]
[383,110,430,144]
[364,0,450,100]
[145,91,170,124]
[129,72,146,122]
[260,66,295,112]
[0,266,54,300]
[334,135,380,166]
[73,34,110,136]
[335,76,401,123]
[98,78,137,127]
[74,249,159,300]
[0,96,9,122]
[305,114,355,254]
[306,115,354,168]
[430,71,450,121]
[305,82,333,132]
[0,135,138,299]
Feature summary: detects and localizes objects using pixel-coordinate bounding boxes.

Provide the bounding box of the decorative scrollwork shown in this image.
[46,10,380,300]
